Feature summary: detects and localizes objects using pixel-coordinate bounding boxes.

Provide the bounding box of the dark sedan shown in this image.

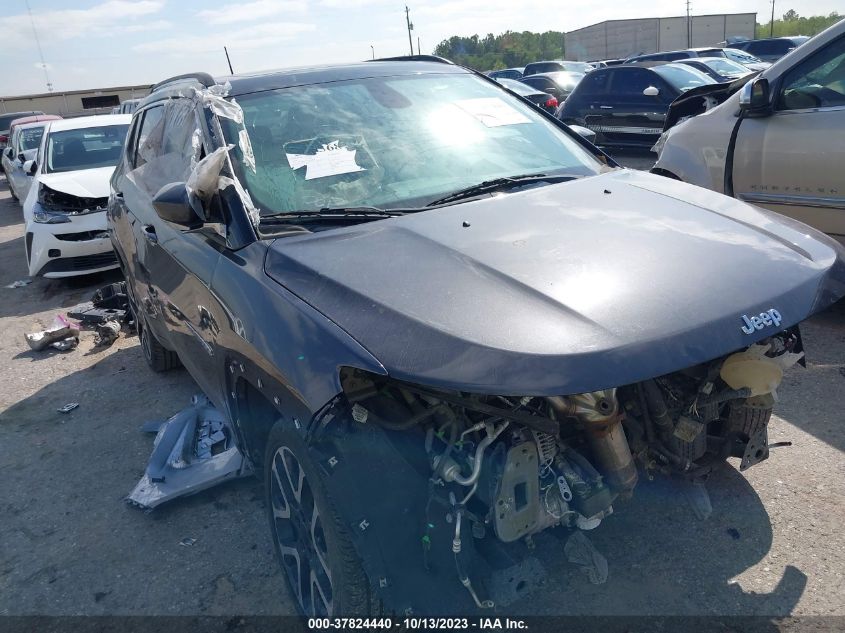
[487,67,524,80]
[557,62,715,148]
[109,59,845,617]
[495,77,559,113]
[731,36,809,62]
[519,71,584,103]
[677,57,754,82]
[523,60,593,75]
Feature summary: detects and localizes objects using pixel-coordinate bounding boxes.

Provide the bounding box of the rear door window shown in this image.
[577,70,611,95]
[610,69,655,95]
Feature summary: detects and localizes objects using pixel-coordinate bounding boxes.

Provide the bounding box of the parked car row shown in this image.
[482,40,787,144]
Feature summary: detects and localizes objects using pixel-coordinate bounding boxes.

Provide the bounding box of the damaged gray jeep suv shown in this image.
[108,58,845,616]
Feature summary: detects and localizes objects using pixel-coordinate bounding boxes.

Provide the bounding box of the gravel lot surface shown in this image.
[1,162,843,619]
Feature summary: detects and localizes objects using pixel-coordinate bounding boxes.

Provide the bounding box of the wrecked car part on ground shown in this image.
[127,394,250,510]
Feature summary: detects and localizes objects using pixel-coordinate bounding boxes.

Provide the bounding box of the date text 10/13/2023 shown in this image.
[307,618,529,629]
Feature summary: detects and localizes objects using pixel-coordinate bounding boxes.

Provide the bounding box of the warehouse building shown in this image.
[0,84,151,118]
[565,13,757,61]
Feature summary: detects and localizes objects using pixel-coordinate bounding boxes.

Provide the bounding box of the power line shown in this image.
[24,0,53,92]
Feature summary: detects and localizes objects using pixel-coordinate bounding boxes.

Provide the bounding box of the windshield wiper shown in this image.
[260,206,408,223]
[426,173,579,207]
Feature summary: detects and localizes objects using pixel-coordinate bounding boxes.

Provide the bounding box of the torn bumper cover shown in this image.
[127,394,250,509]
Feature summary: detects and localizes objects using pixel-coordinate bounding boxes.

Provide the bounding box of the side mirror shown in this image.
[18,153,26,163]
[568,124,597,144]
[23,160,37,176]
[643,86,660,97]
[739,77,771,116]
[151,182,204,227]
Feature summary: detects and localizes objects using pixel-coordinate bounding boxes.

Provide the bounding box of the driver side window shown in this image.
[779,37,845,111]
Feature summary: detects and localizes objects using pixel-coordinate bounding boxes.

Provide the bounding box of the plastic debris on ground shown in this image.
[127,394,249,510]
[67,281,130,326]
[57,403,79,414]
[564,530,609,585]
[25,315,80,352]
[179,537,197,547]
[94,320,121,347]
[5,279,32,288]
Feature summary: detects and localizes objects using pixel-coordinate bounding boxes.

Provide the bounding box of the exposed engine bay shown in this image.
[38,183,108,214]
[333,328,804,609]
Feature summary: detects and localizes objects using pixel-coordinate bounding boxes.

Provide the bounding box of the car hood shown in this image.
[664,74,755,130]
[265,170,845,396]
[37,166,114,198]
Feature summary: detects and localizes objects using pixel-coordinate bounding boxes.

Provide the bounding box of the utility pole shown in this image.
[370,44,375,59]
[417,36,421,55]
[686,0,692,48]
[405,6,414,56]
[770,0,776,38]
[224,46,234,75]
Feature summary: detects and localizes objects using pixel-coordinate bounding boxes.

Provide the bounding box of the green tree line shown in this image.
[433,31,564,71]
[756,10,841,38]
[433,11,843,71]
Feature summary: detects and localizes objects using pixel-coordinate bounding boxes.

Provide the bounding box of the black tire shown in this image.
[265,421,373,616]
[138,312,179,372]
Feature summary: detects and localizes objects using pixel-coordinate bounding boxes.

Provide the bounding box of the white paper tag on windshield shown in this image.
[286,140,366,180]
[454,98,531,127]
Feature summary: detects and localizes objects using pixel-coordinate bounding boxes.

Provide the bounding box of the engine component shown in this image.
[728,393,775,470]
[548,389,638,494]
[720,344,785,396]
[670,415,707,462]
[493,442,543,542]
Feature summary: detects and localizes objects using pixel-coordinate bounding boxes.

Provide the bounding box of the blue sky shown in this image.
[1,0,842,96]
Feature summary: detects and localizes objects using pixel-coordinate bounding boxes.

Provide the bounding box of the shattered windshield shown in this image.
[219,73,602,214]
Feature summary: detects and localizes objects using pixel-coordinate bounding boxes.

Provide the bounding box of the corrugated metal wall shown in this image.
[565,13,757,61]
[0,86,150,118]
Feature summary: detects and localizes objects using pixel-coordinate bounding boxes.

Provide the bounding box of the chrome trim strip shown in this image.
[738,192,845,210]
[586,125,661,135]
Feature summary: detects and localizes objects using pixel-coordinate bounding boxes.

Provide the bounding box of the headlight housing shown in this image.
[33,207,71,224]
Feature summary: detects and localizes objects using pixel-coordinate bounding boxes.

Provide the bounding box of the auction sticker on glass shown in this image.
[286,139,367,180]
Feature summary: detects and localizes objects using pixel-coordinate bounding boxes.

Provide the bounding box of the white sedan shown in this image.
[22,114,131,278]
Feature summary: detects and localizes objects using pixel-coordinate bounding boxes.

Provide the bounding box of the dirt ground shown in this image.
[1,169,844,619]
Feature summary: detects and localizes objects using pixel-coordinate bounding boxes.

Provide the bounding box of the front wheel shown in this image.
[264,421,373,616]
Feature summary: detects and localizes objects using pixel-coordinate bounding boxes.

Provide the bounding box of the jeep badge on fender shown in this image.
[741,308,782,335]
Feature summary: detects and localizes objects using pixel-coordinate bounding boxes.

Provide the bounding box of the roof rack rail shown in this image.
[368,55,454,64]
[151,72,216,92]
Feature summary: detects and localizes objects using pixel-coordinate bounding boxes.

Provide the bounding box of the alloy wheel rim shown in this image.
[270,445,334,615]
